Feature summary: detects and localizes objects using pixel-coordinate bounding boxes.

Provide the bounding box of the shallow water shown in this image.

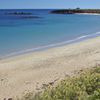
[0,9,100,58]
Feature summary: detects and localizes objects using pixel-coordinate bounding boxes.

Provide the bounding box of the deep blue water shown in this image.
[0,9,100,58]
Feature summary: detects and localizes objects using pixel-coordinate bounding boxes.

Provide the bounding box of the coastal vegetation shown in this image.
[50,9,100,14]
[18,66,100,100]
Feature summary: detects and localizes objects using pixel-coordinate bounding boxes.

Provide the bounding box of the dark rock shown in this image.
[49,82,54,86]
[6,12,32,15]
[8,98,13,100]
[1,78,4,81]
[3,98,13,100]
[21,16,41,19]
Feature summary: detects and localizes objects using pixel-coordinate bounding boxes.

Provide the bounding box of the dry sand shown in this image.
[0,37,100,99]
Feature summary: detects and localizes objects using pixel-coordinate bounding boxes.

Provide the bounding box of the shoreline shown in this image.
[0,36,100,99]
[1,31,100,60]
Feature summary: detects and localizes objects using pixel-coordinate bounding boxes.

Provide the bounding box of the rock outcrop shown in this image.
[50,9,100,14]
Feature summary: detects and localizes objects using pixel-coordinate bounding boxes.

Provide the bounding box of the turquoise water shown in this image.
[0,9,100,58]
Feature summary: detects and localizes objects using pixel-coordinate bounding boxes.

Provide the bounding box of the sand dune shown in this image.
[0,37,100,99]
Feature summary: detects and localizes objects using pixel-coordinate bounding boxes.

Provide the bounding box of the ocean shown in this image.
[0,9,100,58]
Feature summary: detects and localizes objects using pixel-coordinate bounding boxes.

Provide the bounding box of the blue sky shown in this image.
[0,0,100,9]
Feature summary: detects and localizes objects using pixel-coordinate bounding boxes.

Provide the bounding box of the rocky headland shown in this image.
[50,9,100,14]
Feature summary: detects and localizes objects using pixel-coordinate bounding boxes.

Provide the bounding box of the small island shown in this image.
[5,12,42,19]
[50,9,100,14]
[6,12,32,15]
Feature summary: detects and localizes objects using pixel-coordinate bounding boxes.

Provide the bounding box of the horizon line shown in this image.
[0,8,100,10]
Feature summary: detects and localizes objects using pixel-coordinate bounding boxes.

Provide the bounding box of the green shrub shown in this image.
[20,67,100,100]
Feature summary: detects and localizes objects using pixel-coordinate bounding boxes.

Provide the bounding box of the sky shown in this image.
[0,0,100,9]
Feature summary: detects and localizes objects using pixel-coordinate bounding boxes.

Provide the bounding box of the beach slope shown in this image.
[0,37,100,99]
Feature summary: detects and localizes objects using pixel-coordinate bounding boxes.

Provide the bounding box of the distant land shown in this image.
[50,9,100,14]
[6,12,32,15]
[5,12,41,19]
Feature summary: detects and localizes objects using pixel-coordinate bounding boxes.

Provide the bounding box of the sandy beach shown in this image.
[0,37,100,99]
